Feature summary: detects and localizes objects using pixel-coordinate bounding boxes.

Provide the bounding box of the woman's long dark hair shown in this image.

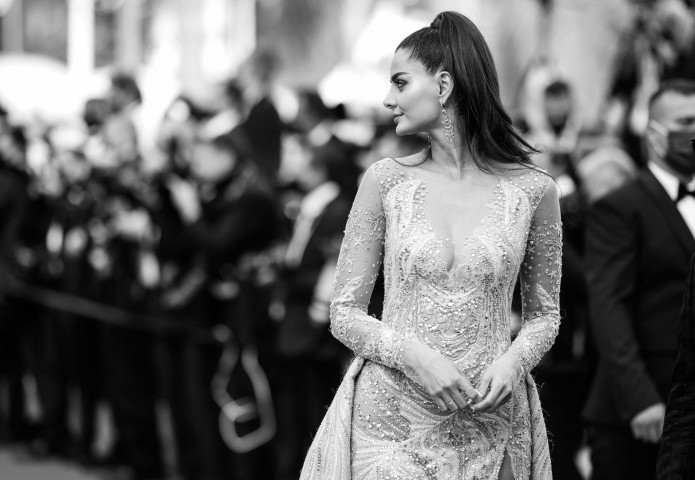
[397,11,539,172]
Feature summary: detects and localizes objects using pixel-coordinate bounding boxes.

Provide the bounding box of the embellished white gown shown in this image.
[300,157,562,480]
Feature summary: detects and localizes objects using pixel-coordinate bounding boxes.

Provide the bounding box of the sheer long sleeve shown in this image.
[329,166,407,371]
[500,178,563,383]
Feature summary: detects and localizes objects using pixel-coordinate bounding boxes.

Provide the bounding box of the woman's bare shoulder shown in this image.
[391,149,430,167]
[371,150,428,176]
[371,150,428,170]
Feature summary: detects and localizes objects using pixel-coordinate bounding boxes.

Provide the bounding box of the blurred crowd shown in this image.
[0,2,695,479]
[0,49,427,480]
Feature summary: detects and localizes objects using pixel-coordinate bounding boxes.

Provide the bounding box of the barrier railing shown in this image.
[0,277,276,453]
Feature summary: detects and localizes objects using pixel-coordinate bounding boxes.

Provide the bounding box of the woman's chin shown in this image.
[394,123,415,136]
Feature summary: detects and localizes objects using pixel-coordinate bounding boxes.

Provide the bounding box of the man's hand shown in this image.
[630,403,666,443]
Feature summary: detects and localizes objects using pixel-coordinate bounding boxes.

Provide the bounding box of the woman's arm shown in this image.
[329,166,406,370]
[475,177,562,412]
[506,178,563,378]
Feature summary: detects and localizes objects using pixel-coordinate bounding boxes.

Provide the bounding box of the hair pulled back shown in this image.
[397,11,538,171]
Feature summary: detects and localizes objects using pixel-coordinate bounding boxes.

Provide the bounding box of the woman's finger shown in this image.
[447,385,469,410]
[472,382,503,413]
[475,374,492,403]
[457,376,483,404]
[433,396,448,412]
[439,391,459,412]
[488,389,512,412]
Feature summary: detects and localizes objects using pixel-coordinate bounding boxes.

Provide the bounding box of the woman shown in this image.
[300,11,561,480]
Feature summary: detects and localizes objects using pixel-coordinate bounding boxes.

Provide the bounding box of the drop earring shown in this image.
[440,99,455,143]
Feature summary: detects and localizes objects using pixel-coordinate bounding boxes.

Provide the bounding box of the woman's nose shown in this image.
[383,89,396,110]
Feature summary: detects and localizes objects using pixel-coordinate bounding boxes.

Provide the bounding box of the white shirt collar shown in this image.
[648,162,692,201]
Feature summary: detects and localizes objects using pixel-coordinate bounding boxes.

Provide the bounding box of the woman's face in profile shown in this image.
[384,49,441,137]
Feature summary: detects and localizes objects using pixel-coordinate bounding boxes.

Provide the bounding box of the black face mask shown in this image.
[651,122,695,176]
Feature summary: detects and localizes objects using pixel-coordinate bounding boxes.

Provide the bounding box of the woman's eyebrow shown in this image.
[390,72,408,83]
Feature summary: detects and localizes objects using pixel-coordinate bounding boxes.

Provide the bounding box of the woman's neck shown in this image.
[428,130,477,180]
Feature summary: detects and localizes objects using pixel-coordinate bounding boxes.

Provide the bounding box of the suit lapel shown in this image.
[639,170,695,258]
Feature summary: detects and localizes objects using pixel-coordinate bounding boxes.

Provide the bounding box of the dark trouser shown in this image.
[587,423,660,480]
[535,364,587,480]
[155,332,228,480]
[0,297,40,441]
[37,310,73,450]
[102,324,163,479]
[273,357,342,480]
[40,311,101,452]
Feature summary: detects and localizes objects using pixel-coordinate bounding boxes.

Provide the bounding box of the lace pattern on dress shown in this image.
[303,157,561,480]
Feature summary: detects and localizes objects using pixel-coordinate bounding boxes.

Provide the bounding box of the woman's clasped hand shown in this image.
[402,340,522,413]
[402,340,484,412]
[471,359,521,413]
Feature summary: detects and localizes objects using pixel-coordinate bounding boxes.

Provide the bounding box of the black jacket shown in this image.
[583,169,695,425]
[657,253,695,480]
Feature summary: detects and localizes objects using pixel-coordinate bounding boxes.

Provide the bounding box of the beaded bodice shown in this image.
[301,155,561,480]
[330,157,561,382]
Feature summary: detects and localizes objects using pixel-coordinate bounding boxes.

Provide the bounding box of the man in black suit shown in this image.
[583,79,695,480]
[657,253,695,479]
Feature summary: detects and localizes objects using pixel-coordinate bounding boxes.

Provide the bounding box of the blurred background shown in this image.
[0,0,693,479]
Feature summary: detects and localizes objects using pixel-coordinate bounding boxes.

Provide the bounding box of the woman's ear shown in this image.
[437,71,453,105]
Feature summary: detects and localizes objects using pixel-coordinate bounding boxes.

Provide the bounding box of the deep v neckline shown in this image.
[419,178,503,275]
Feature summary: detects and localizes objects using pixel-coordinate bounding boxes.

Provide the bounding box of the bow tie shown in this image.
[677,183,695,202]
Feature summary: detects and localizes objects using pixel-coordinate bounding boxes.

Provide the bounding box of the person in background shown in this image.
[95,74,164,480]
[149,100,208,480]
[576,133,639,205]
[273,141,358,480]
[657,253,695,479]
[516,82,591,480]
[0,124,29,277]
[166,131,278,479]
[0,122,32,445]
[237,49,284,186]
[155,95,215,179]
[291,90,341,149]
[522,79,582,198]
[33,145,101,465]
[101,73,142,169]
[583,79,695,480]
[204,80,247,140]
